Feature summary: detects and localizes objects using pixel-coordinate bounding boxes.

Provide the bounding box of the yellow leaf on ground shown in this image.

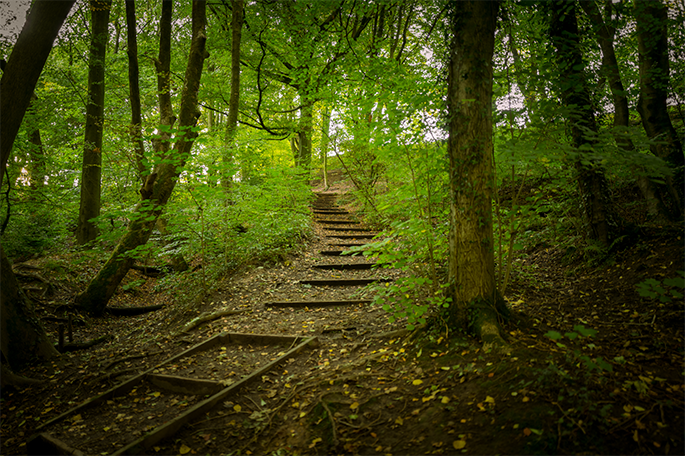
[350,402,359,410]
[453,440,466,450]
[485,396,495,403]
[441,396,450,404]
[179,444,191,454]
[395,417,404,425]
[233,404,242,412]
[412,379,423,385]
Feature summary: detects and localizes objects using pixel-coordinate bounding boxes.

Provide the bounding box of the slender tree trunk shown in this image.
[77,0,112,244]
[447,0,507,351]
[296,93,314,170]
[581,1,676,221]
[0,1,73,374]
[153,0,176,156]
[634,0,684,214]
[549,0,618,246]
[321,106,331,189]
[222,0,243,189]
[75,0,208,316]
[125,0,147,180]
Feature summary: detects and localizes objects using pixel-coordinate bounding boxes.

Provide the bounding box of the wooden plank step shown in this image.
[313,210,349,215]
[314,219,359,224]
[265,299,372,308]
[326,242,369,248]
[299,278,391,286]
[324,227,374,232]
[319,250,355,256]
[326,234,376,239]
[312,263,376,270]
[28,333,318,456]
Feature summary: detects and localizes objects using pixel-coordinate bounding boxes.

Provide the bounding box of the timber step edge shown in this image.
[265,299,372,308]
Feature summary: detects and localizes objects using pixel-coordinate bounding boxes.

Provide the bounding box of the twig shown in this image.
[320,399,339,446]
[103,350,164,371]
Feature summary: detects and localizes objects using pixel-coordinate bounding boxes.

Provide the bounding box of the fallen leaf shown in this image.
[412,379,423,385]
[233,404,242,412]
[485,396,495,403]
[453,439,466,449]
[523,428,532,436]
[180,444,191,454]
[395,417,404,425]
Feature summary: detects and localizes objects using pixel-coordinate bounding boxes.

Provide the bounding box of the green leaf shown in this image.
[545,330,563,341]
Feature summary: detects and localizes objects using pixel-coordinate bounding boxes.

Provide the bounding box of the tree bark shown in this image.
[75,0,208,316]
[77,0,112,244]
[296,93,314,170]
[125,0,147,180]
[222,0,243,189]
[447,0,508,352]
[0,0,73,375]
[580,1,676,221]
[321,106,331,189]
[153,0,176,156]
[549,0,618,245]
[634,0,684,214]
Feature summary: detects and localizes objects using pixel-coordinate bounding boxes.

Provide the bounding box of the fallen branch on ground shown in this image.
[179,309,246,333]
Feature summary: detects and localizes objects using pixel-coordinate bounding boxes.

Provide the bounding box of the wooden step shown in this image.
[299,278,391,286]
[324,227,374,232]
[315,219,359,224]
[314,210,349,215]
[326,242,369,248]
[312,263,376,270]
[319,250,357,256]
[326,234,376,240]
[264,299,372,308]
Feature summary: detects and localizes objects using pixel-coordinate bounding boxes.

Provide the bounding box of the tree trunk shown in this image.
[580,1,676,221]
[75,0,208,316]
[1,246,60,367]
[634,0,684,214]
[77,0,112,245]
[321,106,331,189]
[0,0,73,376]
[549,0,618,246]
[296,94,314,170]
[222,0,243,189]
[447,0,508,352]
[153,0,176,156]
[125,0,147,180]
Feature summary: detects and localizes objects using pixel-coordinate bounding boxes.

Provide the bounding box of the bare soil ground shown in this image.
[1,181,683,455]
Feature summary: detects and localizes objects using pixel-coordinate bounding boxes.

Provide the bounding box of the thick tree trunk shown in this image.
[77,0,112,244]
[447,0,507,352]
[222,0,244,189]
[125,0,147,180]
[1,247,59,368]
[581,1,676,221]
[549,0,618,246]
[634,0,684,215]
[0,1,75,187]
[0,0,73,376]
[75,0,208,316]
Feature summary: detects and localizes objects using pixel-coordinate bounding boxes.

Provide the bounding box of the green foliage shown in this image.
[545,325,612,372]
[636,272,685,303]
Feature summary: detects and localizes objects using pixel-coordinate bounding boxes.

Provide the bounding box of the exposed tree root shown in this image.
[0,364,43,389]
[59,334,114,353]
[105,304,165,316]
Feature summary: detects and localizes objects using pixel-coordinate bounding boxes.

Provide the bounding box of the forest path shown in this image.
[26,192,420,455]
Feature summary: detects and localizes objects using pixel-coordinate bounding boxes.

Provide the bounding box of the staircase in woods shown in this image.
[28,192,397,455]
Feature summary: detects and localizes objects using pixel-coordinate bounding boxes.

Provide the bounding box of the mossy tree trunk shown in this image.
[549,0,619,246]
[447,0,508,352]
[634,0,684,215]
[77,0,112,245]
[74,0,208,316]
[0,1,74,374]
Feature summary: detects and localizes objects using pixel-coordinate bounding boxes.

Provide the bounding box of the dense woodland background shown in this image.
[1,0,683,391]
